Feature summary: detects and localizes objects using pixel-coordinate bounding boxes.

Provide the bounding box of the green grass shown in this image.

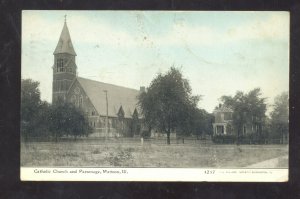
[21,141,288,168]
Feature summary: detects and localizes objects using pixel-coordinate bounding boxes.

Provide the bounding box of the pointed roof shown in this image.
[213,105,233,114]
[76,77,141,118]
[54,21,77,56]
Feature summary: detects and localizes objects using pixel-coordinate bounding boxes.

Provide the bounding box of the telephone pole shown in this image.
[103,90,108,141]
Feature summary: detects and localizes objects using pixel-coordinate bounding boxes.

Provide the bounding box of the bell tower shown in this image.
[52,16,77,104]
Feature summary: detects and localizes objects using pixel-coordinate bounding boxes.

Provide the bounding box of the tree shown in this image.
[21,79,47,139]
[21,79,92,141]
[177,107,213,138]
[21,79,41,122]
[138,67,200,144]
[49,99,92,141]
[220,88,267,144]
[28,101,51,138]
[195,109,214,137]
[270,92,289,143]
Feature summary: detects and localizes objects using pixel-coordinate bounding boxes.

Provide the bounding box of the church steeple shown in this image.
[53,16,77,56]
[52,16,77,104]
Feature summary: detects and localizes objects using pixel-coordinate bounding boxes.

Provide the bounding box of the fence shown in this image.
[21,135,287,146]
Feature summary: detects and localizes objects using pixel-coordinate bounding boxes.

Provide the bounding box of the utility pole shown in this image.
[103,90,108,141]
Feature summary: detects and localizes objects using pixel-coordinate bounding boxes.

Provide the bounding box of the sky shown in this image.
[22,11,289,113]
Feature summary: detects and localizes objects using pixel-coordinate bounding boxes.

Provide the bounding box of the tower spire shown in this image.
[52,15,77,104]
[53,16,76,56]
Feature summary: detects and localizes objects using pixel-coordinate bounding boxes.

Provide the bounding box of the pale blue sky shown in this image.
[22,11,289,113]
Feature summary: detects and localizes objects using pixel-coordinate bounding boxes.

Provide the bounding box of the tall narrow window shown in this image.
[71,95,76,105]
[56,59,64,72]
[76,98,79,107]
[58,80,61,91]
[79,95,83,107]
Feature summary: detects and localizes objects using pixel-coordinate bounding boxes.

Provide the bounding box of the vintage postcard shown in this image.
[20,11,289,181]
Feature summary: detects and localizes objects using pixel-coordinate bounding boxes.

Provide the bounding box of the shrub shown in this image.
[212,135,236,144]
[105,147,134,166]
[141,130,151,138]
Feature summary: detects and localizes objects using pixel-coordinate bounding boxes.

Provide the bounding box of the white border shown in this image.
[21,167,288,182]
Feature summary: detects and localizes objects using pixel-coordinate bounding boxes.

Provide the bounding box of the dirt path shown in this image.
[246,155,288,168]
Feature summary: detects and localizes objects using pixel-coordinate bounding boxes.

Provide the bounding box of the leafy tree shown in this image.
[177,107,213,138]
[196,109,214,137]
[21,79,92,141]
[49,99,92,141]
[220,88,267,144]
[28,101,51,138]
[21,79,48,139]
[138,67,200,144]
[21,79,41,121]
[270,92,289,143]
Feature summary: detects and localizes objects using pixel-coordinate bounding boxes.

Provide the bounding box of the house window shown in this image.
[220,113,224,121]
[56,59,64,72]
[224,112,232,120]
[216,125,224,134]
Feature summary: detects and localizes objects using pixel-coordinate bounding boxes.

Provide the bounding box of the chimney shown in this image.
[140,86,146,93]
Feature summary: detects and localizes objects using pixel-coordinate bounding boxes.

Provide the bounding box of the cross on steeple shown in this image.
[54,15,76,56]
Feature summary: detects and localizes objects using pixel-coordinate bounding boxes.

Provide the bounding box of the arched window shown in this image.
[71,95,75,103]
[79,95,83,107]
[71,95,77,106]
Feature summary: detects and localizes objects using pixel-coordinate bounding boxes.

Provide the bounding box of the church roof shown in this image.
[53,22,77,56]
[76,77,140,118]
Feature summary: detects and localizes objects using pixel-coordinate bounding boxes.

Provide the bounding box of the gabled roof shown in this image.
[76,77,140,118]
[214,105,233,113]
[53,22,77,56]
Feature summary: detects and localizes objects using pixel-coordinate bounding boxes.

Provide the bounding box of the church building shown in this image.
[52,19,143,137]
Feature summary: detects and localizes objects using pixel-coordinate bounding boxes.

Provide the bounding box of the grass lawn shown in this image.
[21,140,288,168]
